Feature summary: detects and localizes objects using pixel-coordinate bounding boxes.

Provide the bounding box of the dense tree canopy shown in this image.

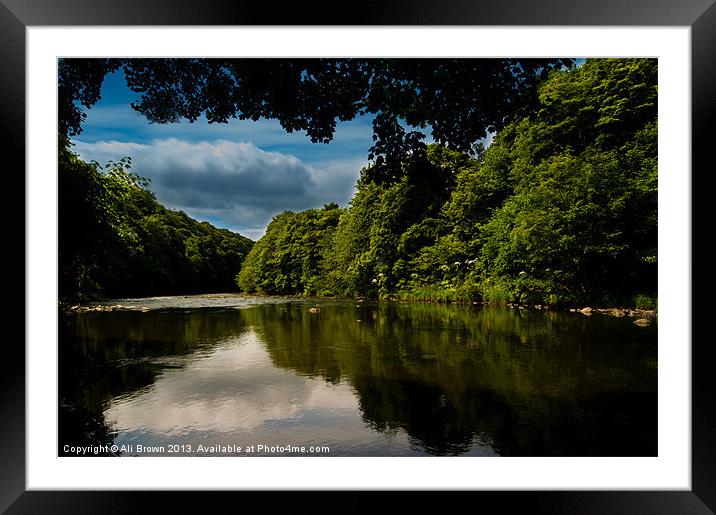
[237,204,342,295]
[58,58,572,180]
[238,59,658,307]
[59,147,253,302]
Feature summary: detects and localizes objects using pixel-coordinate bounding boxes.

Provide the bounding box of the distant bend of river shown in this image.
[59,294,657,457]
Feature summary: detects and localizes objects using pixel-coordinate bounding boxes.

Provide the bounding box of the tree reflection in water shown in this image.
[60,300,657,456]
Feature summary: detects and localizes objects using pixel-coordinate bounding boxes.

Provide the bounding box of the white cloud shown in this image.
[72,138,366,239]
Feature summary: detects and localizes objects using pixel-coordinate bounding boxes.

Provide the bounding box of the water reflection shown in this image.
[60,300,657,456]
[108,331,356,434]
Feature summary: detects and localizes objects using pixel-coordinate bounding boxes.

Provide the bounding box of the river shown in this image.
[59,295,657,457]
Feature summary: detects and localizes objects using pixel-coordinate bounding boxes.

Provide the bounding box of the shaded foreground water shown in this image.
[59,296,657,456]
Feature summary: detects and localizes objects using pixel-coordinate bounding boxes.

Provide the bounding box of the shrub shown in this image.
[633,294,657,310]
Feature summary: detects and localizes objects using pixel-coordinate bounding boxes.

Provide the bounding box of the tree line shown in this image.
[237,59,657,307]
[59,58,657,308]
[59,148,253,303]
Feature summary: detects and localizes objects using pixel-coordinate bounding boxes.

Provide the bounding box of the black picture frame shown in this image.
[2,1,714,512]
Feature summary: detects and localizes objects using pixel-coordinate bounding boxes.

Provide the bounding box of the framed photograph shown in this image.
[3,0,715,512]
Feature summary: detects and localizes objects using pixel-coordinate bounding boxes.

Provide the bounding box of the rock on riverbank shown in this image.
[567,306,657,319]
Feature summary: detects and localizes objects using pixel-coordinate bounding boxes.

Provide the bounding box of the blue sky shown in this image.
[72,71,380,239]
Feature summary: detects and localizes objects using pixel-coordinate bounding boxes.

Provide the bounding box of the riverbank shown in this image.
[388,298,657,322]
[63,292,657,323]
[64,292,299,313]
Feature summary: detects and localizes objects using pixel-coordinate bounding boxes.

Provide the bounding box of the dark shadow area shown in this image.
[247,301,657,455]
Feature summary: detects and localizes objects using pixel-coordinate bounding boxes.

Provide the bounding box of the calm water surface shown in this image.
[59,296,657,456]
